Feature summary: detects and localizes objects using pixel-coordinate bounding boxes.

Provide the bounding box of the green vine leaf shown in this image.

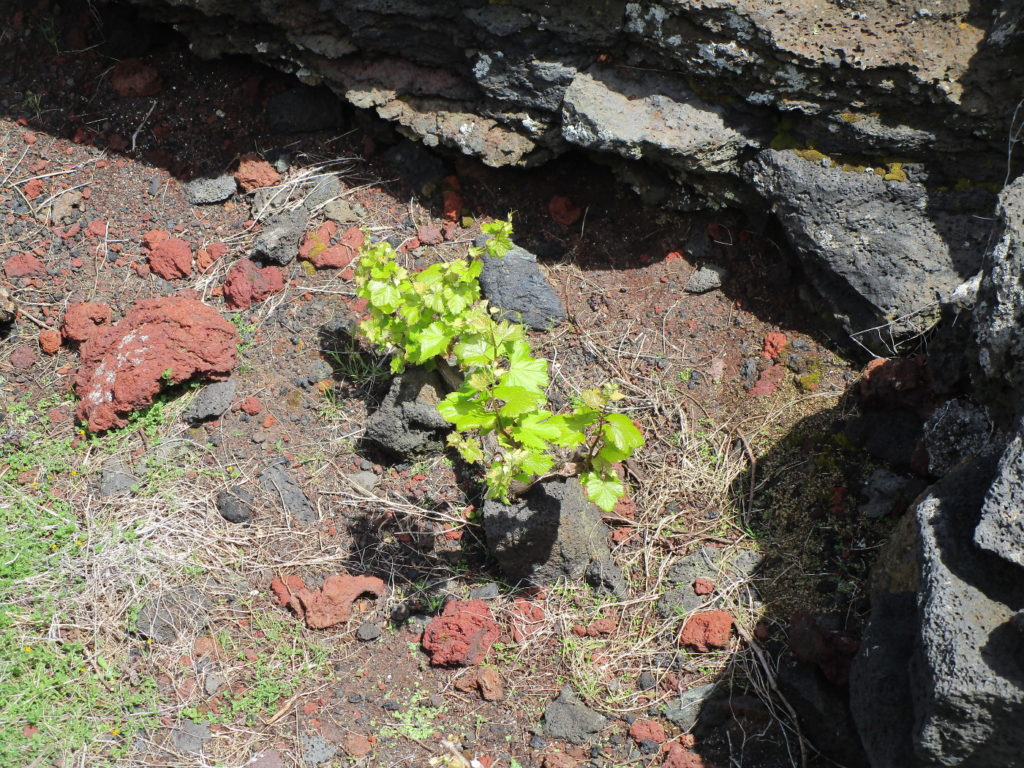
[581,470,624,513]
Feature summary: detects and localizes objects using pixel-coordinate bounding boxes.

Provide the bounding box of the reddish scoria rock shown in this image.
[748,364,785,397]
[422,599,499,666]
[110,58,163,98]
[679,610,734,652]
[72,297,239,432]
[509,598,545,643]
[4,253,45,278]
[629,719,667,745]
[234,153,281,192]
[223,259,285,309]
[38,329,61,355]
[661,743,716,768]
[761,332,788,360]
[270,573,385,629]
[144,231,193,280]
[61,302,113,345]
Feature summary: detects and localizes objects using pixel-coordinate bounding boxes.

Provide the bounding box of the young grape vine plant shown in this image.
[354,217,643,512]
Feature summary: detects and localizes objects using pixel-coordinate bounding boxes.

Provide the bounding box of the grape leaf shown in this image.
[581,470,624,513]
[502,341,548,392]
[603,413,644,452]
[493,385,545,417]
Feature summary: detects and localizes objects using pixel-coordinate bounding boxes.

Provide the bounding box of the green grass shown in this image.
[0,393,173,766]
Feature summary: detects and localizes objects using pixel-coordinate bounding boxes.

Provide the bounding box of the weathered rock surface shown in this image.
[478,240,566,331]
[183,174,236,204]
[184,378,236,422]
[747,150,988,340]
[260,459,315,524]
[974,421,1024,567]
[73,297,239,432]
[122,0,1021,342]
[271,573,385,629]
[483,477,621,592]
[912,455,1024,767]
[362,366,451,459]
[222,258,285,309]
[421,599,499,666]
[975,175,1024,419]
[543,684,608,744]
[251,208,307,265]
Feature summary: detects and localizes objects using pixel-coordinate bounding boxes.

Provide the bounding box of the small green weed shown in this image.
[380,691,445,741]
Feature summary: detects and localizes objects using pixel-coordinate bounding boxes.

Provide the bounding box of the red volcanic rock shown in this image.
[422,599,499,666]
[4,253,45,278]
[662,743,715,768]
[234,153,281,192]
[509,598,545,643]
[147,236,192,280]
[110,59,163,98]
[239,396,263,415]
[748,364,785,397]
[857,355,933,416]
[762,332,788,360]
[417,224,443,245]
[272,573,386,630]
[571,617,617,637]
[786,612,860,685]
[300,223,363,269]
[223,259,285,309]
[548,195,582,226]
[72,297,239,432]
[629,719,667,745]
[693,578,715,596]
[38,329,61,355]
[61,302,113,345]
[10,344,37,370]
[678,610,733,652]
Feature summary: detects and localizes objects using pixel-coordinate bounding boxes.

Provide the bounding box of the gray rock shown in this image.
[204,671,227,697]
[169,720,210,755]
[636,670,657,691]
[98,461,136,496]
[301,174,342,212]
[858,469,915,519]
[685,264,727,294]
[666,546,761,586]
[562,67,756,177]
[975,176,1024,419]
[974,420,1024,567]
[747,150,988,344]
[663,683,716,732]
[184,379,236,422]
[922,398,997,476]
[657,585,702,619]
[183,175,236,205]
[482,477,614,587]
[849,592,917,768]
[776,656,868,768]
[0,284,14,327]
[323,199,360,224]
[585,556,627,600]
[542,684,608,744]
[477,241,566,330]
[355,621,381,641]
[136,587,211,644]
[912,455,1024,767]
[298,731,337,765]
[469,582,500,600]
[215,486,255,524]
[346,470,379,492]
[363,366,451,460]
[260,460,315,524]
[267,86,344,134]
[251,208,307,265]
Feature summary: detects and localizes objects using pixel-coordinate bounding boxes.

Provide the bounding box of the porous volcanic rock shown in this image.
[72,297,239,432]
[4,253,45,278]
[222,258,285,309]
[61,301,113,345]
[271,573,385,630]
[421,599,499,667]
[110,58,162,98]
[678,610,733,652]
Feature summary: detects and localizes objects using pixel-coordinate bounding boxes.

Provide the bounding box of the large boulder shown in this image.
[73,297,239,432]
[483,477,623,595]
[974,175,1024,420]
[911,455,1024,767]
[362,366,451,459]
[747,150,988,343]
[974,420,1024,568]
